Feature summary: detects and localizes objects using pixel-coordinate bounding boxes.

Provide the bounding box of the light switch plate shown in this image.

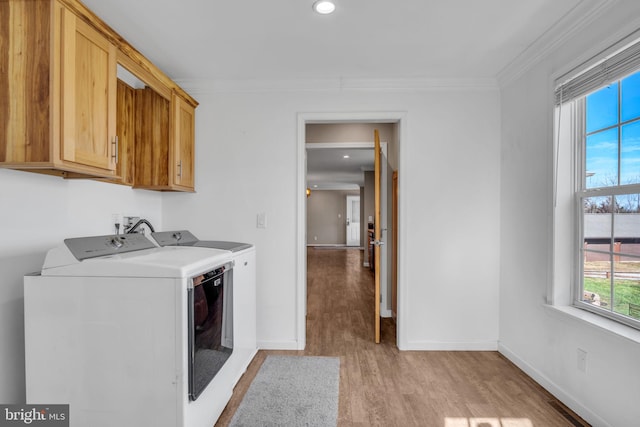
[257,212,267,229]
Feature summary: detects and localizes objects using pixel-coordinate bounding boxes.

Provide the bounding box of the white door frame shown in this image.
[296,111,407,350]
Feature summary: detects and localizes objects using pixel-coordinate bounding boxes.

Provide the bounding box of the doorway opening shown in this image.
[297,113,405,349]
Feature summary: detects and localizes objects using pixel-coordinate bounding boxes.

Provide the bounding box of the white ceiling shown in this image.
[307,146,374,190]
[83,0,591,82]
[81,0,603,189]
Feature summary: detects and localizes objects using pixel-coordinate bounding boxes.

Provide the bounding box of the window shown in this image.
[555,42,640,330]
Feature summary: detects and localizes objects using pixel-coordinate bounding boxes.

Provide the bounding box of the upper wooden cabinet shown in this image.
[117,53,196,192]
[0,0,118,178]
[60,8,118,173]
[130,90,196,192]
[171,94,196,191]
[1,0,198,190]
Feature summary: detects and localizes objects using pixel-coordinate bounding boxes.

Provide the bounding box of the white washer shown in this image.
[24,234,236,427]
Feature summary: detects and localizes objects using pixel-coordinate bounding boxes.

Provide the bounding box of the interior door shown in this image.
[374,130,382,343]
[346,195,360,246]
[392,170,398,320]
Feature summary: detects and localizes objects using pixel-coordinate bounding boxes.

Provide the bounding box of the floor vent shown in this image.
[547,399,590,427]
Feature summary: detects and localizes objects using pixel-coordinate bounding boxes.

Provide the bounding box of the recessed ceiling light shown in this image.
[313,1,335,15]
[343,155,350,159]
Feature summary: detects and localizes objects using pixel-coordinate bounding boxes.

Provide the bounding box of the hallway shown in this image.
[306,246,394,353]
[216,248,588,426]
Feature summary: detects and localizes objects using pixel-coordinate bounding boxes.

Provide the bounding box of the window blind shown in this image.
[555,39,640,105]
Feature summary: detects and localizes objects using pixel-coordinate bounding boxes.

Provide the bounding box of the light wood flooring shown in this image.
[215,247,589,426]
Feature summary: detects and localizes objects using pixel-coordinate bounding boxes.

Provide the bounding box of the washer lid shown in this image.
[194,240,253,252]
[41,244,232,278]
[151,230,252,252]
[150,230,199,246]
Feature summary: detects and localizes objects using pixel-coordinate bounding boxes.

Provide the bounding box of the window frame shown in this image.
[572,81,640,330]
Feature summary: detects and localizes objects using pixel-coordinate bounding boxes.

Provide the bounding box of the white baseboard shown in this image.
[498,342,610,427]
[257,340,301,350]
[380,308,393,318]
[401,340,498,351]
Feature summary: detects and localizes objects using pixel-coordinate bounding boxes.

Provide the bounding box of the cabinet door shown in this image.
[59,7,117,172]
[0,0,51,164]
[115,79,136,185]
[134,87,170,188]
[172,94,195,190]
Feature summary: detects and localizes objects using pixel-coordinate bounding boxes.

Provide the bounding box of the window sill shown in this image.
[544,304,640,345]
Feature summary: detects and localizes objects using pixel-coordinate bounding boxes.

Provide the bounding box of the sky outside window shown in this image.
[586,82,618,133]
[622,71,640,121]
[585,72,640,188]
[586,128,618,188]
[621,121,640,185]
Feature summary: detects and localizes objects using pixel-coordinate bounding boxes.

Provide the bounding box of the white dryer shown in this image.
[150,230,258,384]
[24,234,237,427]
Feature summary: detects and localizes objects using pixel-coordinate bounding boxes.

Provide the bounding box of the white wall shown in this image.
[499,1,640,426]
[163,84,501,350]
[307,190,359,245]
[0,169,162,403]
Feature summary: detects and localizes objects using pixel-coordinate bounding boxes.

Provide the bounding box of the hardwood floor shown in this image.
[215,248,589,426]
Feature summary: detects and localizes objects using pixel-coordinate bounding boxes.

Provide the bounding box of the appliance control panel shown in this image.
[64,234,156,261]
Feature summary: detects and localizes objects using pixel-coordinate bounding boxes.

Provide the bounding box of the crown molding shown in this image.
[497,0,618,88]
[174,77,498,95]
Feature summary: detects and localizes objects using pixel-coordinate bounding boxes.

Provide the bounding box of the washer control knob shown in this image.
[110,237,124,249]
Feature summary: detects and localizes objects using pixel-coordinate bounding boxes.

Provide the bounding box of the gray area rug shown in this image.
[229,355,340,427]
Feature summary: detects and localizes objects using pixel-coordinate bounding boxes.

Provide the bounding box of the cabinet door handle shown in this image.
[112,136,119,164]
[177,160,182,178]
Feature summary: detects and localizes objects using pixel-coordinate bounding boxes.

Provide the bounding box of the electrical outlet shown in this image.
[577,348,587,373]
[111,214,123,234]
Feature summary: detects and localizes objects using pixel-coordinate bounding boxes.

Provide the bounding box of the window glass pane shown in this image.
[584,194,612,233]
[613,258,640,319]
[586,128,618,188]
[583,195,613,255]
[621,71,640,122]
[586,82,619,133]
[583,259,612,310]
[584,195,615,214]
[621,121,640,185]
[613,193,640,254]
[612,196,640,318]
[615,192,640,214]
